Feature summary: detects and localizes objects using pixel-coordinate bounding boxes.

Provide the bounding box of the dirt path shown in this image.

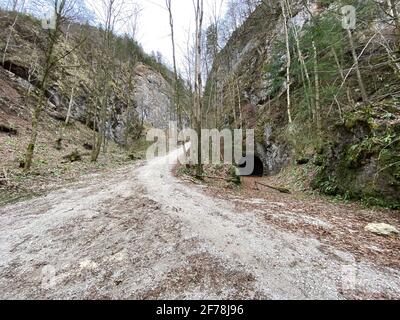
[0,147,399,300]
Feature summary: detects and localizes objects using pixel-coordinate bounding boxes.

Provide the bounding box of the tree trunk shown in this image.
[313,41,321,132]
[65,86,75,125]
[166,0,182,129]
[230,79,237,128]
[24,91,45,171]
[194,0,204,177]
[389,0,400,40]
[2,12,19,66]
[91,94,108,162]
[23,21,59,171]
[332,48,353,110]
[281,0,293,124]
[286,1,313,120]
[347,28,369,103]
[56,84,75,150]
[237,81,243,129]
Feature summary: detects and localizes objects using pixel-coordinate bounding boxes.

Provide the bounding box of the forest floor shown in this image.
[0,146,399,300]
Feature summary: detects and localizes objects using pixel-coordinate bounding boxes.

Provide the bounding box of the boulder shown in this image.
[365,223,399,237]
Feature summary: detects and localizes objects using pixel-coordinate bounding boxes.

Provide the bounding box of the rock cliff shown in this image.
[206,0,400,207]
[0,11,174,147]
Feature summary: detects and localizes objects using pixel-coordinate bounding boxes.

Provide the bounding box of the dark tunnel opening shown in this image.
[237,155,264,177]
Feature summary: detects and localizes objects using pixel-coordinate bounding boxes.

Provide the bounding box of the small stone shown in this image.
[365,223,399,237]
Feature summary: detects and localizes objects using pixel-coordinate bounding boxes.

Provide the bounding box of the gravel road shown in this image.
[0,147,399,299]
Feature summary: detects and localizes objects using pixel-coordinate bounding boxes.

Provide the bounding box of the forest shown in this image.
[0,0,399,302]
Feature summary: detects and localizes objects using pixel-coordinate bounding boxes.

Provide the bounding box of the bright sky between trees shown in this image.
[86,0,227,71]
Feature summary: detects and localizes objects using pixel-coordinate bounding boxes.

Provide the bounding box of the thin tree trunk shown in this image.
[2,11,19,65]
[91,0,120,161]
[56,84,75,150]
[286,1,313,119]
[389,0,400,40]
[237,80,242,129]
[332,48,353,110]
[91,94,108,162]
[166,0,182,129]
[194,0,204,177]
[281,0,293,124]
[230,79,237,128]
[24,26,58,171]
[24,91,45,171]
[65,86,75,125]
[347,28,369,103]
[313,41,321,132]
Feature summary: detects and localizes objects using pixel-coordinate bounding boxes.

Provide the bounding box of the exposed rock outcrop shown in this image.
[207,1,400,207]
[0,11,175,147]
[133,64,173,130]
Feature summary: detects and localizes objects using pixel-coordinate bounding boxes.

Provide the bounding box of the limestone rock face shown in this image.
[133,64,173,130]
[104,64,173,144]
[365,223,399,237]
[206,1,400,206]
[0,11,175,147]
[207,2,305,174]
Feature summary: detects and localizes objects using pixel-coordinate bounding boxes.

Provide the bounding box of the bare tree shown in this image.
[346,28,369,103]
[90,0,127,162]
[281,0,292,124]
[312,41,321,132]
[193,0,204,176]
[204,0,224,128]
[165,0,183,130]
[24,0,82,171]
[2,0,26,65]
[286,1,314,121]
[389,0,400,38]
[374,0,400,40]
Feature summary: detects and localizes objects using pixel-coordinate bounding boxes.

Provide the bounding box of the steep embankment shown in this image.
[206,0,400,208]
[0,11,174,141]
[0,10,174,203]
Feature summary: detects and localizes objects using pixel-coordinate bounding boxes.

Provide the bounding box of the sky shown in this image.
[87,0,227,71]
[1,0,227,70]
[137,0,227,69]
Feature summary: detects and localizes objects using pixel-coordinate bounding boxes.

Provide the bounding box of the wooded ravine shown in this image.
[0,0,399,301]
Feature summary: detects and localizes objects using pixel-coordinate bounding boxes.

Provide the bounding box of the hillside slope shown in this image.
[206,0,400,208]
[0,10,174,203]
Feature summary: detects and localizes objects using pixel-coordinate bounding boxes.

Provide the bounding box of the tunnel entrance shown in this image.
[237,154,264,177]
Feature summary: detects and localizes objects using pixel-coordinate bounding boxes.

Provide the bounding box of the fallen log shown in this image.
[255,181,291,194]
[200,175,230,181]
[198,175,240,184]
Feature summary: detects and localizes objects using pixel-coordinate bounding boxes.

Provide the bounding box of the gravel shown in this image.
[0,147,399,299]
